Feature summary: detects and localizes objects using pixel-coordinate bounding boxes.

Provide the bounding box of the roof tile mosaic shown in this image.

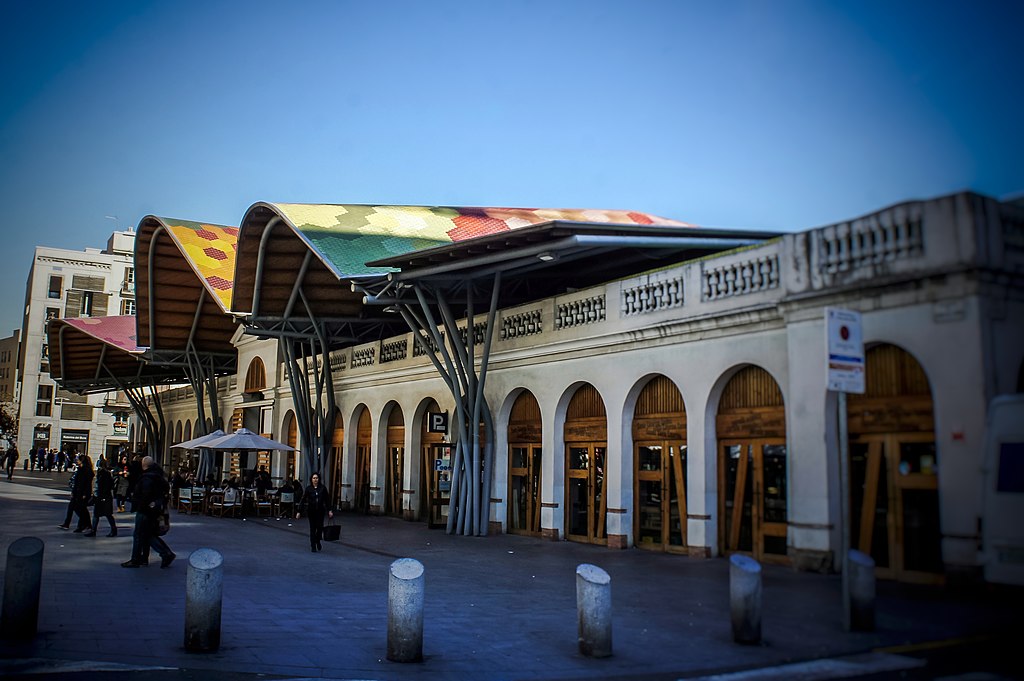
[270,204,689,277]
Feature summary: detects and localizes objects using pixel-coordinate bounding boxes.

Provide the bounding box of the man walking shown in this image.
[4,444,16,480]
[121,456,175,569]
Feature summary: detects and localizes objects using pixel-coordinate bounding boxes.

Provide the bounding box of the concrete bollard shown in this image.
[729,554,762,644]
[848,549,875,631]
[1,537,45,637]
[387,558,424,663]
[576,563,612,658]
[184,548,223,653]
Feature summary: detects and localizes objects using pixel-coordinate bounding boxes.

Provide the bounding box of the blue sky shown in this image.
[1,0,1021,335]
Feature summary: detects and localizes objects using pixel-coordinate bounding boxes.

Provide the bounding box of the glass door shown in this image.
[423,444,452,528]
[566,444,607,544]
[509,444,542,536]
[721,439,788,563]
[354,445,371,513]
[850,433,941,582]
[636,442,687,552]
[385,445,404,517]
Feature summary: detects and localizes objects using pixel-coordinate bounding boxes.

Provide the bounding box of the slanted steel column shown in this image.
[390,272,501,536]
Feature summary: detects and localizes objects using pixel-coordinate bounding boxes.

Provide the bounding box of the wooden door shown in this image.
[850,432,941,583]
[566,444,607,544]
[385,444,404,517]
[509,444,542,536]
[635,441,687,552]
[720,438,788,563]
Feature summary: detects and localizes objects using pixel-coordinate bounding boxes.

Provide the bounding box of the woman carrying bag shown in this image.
[295,472,333,552]
[84,459,117,537]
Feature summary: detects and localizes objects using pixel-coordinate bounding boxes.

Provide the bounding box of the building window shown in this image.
[41,344,48,361]
[44,307,60,331]
[81,291,94,316]
[121,299,136,315]
[48,276,62,299]
[124,266,135,284]
[36,384,53,417]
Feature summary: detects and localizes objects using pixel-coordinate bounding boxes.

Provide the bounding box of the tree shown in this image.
[0,401,17,444]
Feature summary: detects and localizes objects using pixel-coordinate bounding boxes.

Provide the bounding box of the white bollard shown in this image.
[184,548,224,652]
[387,558,424,662]
[729,554,762,644]
[848,549,876,631]
[1,537,44,637]
[576,563,612,658]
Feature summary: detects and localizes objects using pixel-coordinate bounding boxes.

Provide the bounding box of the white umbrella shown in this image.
[204,428,294,452]
[171,429,225,481]
[171,429,226,449]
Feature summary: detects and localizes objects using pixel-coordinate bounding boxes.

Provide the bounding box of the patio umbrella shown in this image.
[171,429,226,450]
[203,428,294,452]
[205,428,295,484]
[171,429,225,482]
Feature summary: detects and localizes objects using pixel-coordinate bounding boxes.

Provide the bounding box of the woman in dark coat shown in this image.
[295,472,333,552]
[70,454,95,532]
[84,459,117,537]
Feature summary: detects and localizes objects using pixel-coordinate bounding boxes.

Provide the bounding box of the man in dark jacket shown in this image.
[121,456,175,569]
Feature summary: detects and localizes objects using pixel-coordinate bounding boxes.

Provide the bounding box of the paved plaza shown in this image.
[0,470,1020,680]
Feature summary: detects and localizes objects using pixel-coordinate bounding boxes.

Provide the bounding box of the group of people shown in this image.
[58,450,175,570]
[58,450,333,561]
[168,465,334,553]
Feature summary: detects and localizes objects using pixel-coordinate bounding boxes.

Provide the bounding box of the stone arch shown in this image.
[847,342,941,581]
[562,383,608,545]
[714,364,788,563]
[629,374,688,553]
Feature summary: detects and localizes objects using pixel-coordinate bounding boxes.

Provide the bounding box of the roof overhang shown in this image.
[366,221,780,307]
[47,316,184,394]
[135,216,240,372]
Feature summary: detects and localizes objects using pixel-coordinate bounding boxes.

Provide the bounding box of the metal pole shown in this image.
[838,390,851,631]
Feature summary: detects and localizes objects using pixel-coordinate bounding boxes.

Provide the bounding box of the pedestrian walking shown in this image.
[60,453,94,532]
[4,444,16,480]
[296,472,333,552]
[83,459,117,537]
[121,456,175,569]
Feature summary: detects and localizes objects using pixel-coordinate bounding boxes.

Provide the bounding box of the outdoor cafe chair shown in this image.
[176,488,193,513]
[211,488,240,518]
[275,491,294,518]
[254,492,273,517]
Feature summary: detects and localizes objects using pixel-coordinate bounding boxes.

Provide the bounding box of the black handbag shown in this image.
[322,519,340,541]
[156,512,170,536]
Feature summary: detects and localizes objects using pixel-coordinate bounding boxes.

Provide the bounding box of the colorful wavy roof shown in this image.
[268,204,690,277]
[155,219,238,311]
[61,315,141,353]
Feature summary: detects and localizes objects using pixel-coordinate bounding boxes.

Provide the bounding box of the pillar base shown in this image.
[488,521,503,535]
[541,527,560,541]
[607,534,628,550]
[687,546,711,559]
[792,548,833,574]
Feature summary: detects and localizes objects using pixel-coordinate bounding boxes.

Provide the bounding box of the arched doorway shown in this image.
[848,344,941,582]
[564,384,607,545]
[329,409,345,507]
[354,407,372,514]
[385,405,405,518]
[717,366,788,563]
[634,376,687,553]
[419,399,447,527]
[284,411,298,484]
[508,391,542,537]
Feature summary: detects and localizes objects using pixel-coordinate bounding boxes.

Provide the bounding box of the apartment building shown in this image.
[17,231,137,462]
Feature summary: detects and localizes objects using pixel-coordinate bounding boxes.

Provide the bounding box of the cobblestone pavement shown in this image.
[1,470,1020,680]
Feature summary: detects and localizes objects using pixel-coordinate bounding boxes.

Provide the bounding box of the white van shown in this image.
[981,394,1024,586]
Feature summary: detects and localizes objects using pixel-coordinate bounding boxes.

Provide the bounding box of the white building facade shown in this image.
[17,231,137,463]
[152,192,1023,584]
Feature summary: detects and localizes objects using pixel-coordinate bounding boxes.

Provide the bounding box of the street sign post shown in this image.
[825,307,865,631]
